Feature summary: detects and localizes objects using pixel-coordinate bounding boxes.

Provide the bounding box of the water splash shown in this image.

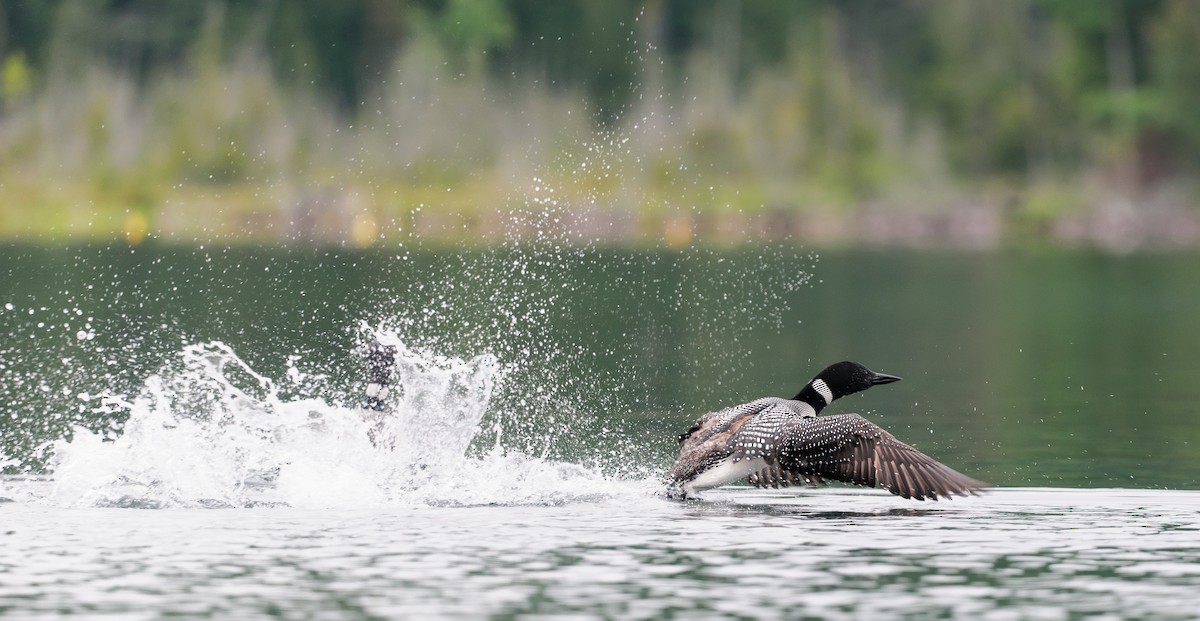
[0,241,815,508]
[16,334,630,509]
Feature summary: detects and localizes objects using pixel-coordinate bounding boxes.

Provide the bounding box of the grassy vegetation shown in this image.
[2,1,1200,248]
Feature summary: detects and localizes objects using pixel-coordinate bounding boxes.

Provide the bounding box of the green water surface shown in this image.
[2,244,1198,489]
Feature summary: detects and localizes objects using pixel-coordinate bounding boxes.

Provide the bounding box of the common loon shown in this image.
[666,361,986,500]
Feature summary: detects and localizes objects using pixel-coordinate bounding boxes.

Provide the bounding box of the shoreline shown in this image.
[2,190,1200,254]
[4,196,1199,253]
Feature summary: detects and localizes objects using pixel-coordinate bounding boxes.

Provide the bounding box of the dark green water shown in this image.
[2,244,1199,488]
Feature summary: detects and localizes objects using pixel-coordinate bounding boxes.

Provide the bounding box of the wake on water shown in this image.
[0,242,812,510]
[1,330,646,509]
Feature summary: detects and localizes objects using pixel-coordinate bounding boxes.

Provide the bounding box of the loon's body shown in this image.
[666,361,986,500]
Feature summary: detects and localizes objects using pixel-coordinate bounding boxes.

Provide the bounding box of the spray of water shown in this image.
[6,332,632,509]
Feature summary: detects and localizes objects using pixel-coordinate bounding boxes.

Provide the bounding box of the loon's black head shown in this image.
[792,361,901,412]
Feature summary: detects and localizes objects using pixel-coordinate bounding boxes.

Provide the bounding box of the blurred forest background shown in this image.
[2,0,1200,248]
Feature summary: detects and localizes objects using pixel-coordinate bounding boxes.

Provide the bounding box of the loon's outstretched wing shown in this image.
[760,413,986,500]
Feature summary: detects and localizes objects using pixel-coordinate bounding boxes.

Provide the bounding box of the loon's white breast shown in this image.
[683,456,767,495]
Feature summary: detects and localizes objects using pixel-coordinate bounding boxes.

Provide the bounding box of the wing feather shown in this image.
[776,413,986,500]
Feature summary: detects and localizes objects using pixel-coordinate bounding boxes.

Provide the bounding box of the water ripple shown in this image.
[2,488,1199,619]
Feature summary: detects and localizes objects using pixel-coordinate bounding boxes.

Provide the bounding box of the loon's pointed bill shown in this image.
[870,371,902,385]
[666,360,986,500]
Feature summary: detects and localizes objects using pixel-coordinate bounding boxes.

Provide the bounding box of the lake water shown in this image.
[3,488,1199,619]
[2,243,1200,618]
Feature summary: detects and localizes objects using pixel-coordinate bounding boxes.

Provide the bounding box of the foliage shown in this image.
[1,1,1200,243]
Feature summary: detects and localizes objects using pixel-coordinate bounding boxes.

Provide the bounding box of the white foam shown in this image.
[27,335,629,509]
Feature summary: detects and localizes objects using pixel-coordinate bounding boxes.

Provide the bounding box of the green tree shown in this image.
[1149,0,1200,159]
